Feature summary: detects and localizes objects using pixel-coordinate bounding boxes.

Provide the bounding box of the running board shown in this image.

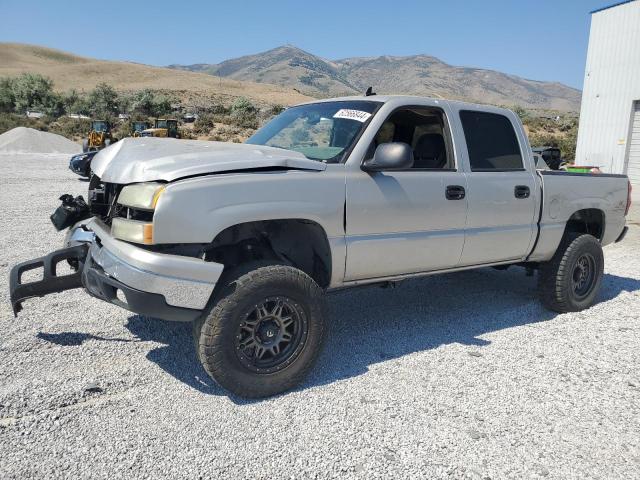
[9,244,89,316]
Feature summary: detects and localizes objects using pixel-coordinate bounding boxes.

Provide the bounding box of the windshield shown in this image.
[246,101,379,162]
[156,120,168,129]
[92,121,108,132]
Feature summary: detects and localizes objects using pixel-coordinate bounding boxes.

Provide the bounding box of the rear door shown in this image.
[455,109,538,265]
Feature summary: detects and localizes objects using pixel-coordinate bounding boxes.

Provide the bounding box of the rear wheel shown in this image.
[194,263,326,398]
[538,233,604,312]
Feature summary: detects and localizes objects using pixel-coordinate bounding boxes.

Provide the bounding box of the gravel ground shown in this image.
[1,154,639,479]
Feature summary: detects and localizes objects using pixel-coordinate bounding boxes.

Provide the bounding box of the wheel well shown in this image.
[204,219,332,289]
[564,209,604,241]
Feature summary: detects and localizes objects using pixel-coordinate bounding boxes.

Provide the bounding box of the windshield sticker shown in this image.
[333,109,372,123]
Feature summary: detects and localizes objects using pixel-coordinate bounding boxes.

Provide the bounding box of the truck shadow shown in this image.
[37,267,640,403]
[133,267,640,402]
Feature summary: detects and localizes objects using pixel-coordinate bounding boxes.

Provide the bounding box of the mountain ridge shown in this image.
[171,45,581,111]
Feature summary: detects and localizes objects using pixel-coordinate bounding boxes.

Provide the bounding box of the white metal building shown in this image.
[575,0,640,186]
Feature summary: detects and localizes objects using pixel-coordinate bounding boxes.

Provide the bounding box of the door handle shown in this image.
[446,185,466,200]
[514,185,530,199]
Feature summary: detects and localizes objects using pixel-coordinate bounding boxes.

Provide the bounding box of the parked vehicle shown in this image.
[69,150,99,178]
[83,120,117,153]
[26,110,45,119]
[131,121,151,137]
[10,95,631,398]
[140,118,180,138]
[532,146,563,170]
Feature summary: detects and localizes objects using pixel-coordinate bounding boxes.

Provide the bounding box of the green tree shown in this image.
[230,96,258,128]
[62,89,90,116]
[231,96,256,114]
[10,73,62,115]
[152,94,172,117]
[0,77,15,113]
[270,104,285,116]
[511,105,529,121]
[130,89,155,115]
[87,82,119,118]
[130,89,172,117]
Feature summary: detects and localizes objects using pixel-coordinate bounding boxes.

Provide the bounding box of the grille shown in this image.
[88,176,124,225]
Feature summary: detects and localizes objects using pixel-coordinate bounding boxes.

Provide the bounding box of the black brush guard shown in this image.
[9,244,89,316]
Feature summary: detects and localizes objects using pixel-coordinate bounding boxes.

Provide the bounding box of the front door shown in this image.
[344,106,467,281]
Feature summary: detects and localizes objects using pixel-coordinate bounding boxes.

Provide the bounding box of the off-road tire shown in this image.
[538,233,604,313]
[193,263,327,398]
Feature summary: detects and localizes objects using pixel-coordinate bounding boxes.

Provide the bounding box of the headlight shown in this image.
[112,182,165,244]
[117,182,165,210]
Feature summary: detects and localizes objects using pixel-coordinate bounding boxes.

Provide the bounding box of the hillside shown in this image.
[172,45,357,97]
[171,45,581,111]
[0,43,311,107]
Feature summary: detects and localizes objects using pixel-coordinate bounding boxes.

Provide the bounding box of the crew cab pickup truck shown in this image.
[10,96,632,398]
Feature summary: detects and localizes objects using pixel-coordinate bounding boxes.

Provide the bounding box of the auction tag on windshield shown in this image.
[333,109,372,122]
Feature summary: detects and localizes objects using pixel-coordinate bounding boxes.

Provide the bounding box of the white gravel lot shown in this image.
[1,154,639,479]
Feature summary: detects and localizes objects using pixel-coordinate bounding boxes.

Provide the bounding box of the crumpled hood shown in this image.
[91,137,326,183]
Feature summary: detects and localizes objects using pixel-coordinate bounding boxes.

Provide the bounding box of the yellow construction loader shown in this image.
[139,118,180,138]
[132,121,151,137]
[82,120,116,152]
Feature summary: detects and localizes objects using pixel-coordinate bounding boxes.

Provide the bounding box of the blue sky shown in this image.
[1,0,615,89]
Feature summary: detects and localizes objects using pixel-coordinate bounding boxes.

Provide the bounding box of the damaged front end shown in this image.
[50,194,91,231]
[11,192,96,315]
[10,181,223,322]
[10,138,314,320]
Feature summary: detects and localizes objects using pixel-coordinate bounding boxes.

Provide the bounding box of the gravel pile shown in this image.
[0,127,81,155]
[1,154,639,479]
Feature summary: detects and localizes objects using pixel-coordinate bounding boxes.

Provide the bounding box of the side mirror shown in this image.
[362,142,414,172]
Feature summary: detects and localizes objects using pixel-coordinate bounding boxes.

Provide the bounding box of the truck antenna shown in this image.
[364,86,376,96]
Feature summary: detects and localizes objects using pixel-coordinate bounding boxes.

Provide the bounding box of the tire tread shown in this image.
[194,264,326,398]
[538,233,603,313]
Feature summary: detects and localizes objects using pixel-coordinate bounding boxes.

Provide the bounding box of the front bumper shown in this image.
[10,219,224,321]
[82,251,202,322]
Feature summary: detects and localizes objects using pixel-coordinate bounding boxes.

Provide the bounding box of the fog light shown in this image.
[115,289,127,303]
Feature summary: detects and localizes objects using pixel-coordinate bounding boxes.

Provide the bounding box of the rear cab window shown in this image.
[459,111,523,171]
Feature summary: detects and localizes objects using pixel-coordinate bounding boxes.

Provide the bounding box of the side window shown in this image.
[459,111,523,171]
[366,107,454,169]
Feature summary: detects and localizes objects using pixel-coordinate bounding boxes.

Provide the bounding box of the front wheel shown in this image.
[538,233,604,312]
[194,264,327,398]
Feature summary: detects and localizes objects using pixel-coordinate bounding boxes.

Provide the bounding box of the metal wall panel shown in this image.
[575,0,640,174]
[627,102,640,185]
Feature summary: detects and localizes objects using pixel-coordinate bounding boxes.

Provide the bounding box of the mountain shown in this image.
[170,45,358,97]
[171,45,581,111]
[0,43,312,107]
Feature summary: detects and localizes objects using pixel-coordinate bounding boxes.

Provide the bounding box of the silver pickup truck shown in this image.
[10,95,632,398]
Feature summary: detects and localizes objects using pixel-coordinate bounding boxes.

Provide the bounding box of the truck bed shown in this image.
[528,170,629,262]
